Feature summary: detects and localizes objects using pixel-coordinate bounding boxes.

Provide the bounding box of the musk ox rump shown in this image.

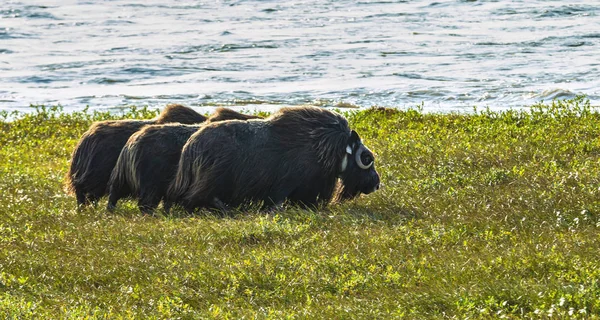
[107,124,200,214]
[66,104,206,207]
[67,120,152,206]
[106,108,263,214]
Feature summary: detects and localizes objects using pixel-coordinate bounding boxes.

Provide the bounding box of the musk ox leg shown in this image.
[212,197,230,212]
[264,202,285,213]
[162,200,173,215]
[290,199,320,210]
[106,192,119,212]
[183,204,197,215]
[288,189,323,210]
[264,183,299,210]
[138,204,156,215]
[138,196,161,216]
[106,202,116,212]
[181,198,229,215]
[178,194,214,214]
[107,183,131,212]
[76,190,90,207]
[86,196,99,209]
[289,177,337,210]
[88,181,109,204]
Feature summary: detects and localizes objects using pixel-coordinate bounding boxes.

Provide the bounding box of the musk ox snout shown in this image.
[351,156,380,195]
[361,169,380,194]
[355,144,380,194]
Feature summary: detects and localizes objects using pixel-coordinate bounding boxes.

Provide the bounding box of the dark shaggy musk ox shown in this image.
[66,104,207,207]
[167,106,380,213]
[106,108,262,214]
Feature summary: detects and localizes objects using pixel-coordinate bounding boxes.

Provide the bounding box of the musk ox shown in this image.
[167,106,380,212]
[106,108,262,214]
[66,103,207,207]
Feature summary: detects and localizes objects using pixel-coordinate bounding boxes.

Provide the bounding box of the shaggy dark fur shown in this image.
[207,107,262,123]
[167,106,380,213]
[107,108,262,214]
[66,104,207,207]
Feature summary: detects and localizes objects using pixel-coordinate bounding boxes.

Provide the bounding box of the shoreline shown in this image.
[2,95,598,121]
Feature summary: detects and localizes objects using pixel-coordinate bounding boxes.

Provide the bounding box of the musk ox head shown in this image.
[336,130,380,201]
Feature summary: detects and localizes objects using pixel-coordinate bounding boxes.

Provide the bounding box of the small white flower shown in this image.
[559,297,566,306]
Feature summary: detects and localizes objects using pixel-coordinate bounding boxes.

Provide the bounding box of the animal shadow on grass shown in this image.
[106,199,280,219]
[103,197,417,225]
[333,201,418,226]
[166,200,308,219]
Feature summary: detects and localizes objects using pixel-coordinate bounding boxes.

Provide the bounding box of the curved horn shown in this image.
[355,145,373,169]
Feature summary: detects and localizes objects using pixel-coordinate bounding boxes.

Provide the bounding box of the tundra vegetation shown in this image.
[1,98,599,318]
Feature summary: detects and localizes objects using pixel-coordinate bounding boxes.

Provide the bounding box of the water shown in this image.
[1,0,599,113]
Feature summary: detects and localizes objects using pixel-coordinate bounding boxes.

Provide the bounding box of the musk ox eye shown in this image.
[361,153,373,166]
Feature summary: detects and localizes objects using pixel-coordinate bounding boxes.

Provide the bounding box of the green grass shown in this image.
[1,98,600,318]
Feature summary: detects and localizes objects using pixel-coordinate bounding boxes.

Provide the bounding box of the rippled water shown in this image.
[1,0,599,113]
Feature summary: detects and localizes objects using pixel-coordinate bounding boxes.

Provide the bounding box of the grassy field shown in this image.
[1,98,600,319]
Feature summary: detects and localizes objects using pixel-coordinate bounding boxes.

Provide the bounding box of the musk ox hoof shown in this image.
[162,201,173,215]
[212,197,230,212]
[106,202,116,212]
[138,207,156,216]
[264,203,285,214]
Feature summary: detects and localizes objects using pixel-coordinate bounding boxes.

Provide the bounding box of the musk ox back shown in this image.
[167,106,380,212]
[66,104,207,207]
[107,108,262,214]
[207,107,262,123]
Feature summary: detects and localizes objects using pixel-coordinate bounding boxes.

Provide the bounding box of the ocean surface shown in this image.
[1,0,599,113]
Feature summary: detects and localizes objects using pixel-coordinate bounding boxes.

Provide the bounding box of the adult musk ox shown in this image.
[106,108,262,214]
[167,106,380,212]
[66,104,207,207]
